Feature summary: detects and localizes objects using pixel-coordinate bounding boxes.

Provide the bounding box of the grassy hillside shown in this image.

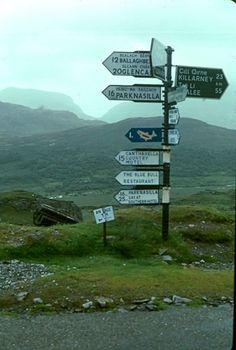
[0,190,233,313]
[0,102,105,138]
[0,117,235,195]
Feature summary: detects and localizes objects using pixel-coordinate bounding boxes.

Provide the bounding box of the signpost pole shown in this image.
[162,46,174,241]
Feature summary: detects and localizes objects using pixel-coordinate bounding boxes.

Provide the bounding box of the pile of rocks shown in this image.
[0,259,53,291]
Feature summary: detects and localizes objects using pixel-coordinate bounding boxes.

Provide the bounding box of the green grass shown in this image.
[0,190,234,313]
[0,256,233,313]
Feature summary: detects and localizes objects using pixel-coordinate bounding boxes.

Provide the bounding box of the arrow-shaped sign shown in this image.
[126,128,162,143]
[115,150,160,166]
[103,51,152,77]
[102,85,162,102]
[175,66,228,99]
[115,171,160,186]
[115,189,159,205]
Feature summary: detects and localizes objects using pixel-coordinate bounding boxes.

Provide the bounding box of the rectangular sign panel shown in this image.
[93,206,115,224]
[175,66,228,99]
[168,129,180,145]
[103,51,152,77]
[168,108,180,125]
[115,171,160,186]
[115,189,159,205]
[168,85,188,103]
[150,38,166,81]
[115,150,160,166]
[102,85,162,102]
[126,128,162,143]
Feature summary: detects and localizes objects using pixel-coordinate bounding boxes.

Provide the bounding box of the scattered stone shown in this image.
[163,297,173,305]
[0,260,53,290]
[82,301,93,309]
[95,296,114,308]
[162,255,173,262]
[129,305,138,311]
[33,297,43,304]
[172,295,192,305]
[145,304,157,311]
[16,291,29,301]
[133,298,150,304]
[158,248,168,256]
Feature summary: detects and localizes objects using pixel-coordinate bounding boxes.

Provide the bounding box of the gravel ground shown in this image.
[0,304,233,350]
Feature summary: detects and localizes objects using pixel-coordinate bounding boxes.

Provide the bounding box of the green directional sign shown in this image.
[175,66,228,99]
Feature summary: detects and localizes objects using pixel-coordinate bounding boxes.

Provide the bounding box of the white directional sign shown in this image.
[115,189,159,205]
[115,171,160,186]
[93,206,115,224]
[150,38,166,81]
[168,84,188,103]
[102,85,162,102]
[115,150,160,166]
[168,108,180,125]
[103,51,152,77]
[168,129,180,145]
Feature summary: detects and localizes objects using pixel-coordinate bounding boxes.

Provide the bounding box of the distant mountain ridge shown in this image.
[0,87,93,120]
[0,101,104,137]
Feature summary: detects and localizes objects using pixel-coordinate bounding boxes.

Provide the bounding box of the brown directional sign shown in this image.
[175,66,228,99]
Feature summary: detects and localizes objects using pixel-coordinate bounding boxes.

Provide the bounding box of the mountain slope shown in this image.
[0,101,104,137]
[0,117,235,193]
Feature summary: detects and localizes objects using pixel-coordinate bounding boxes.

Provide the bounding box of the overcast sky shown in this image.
[0,0,235,118]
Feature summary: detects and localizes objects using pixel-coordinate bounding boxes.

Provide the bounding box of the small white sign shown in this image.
[168,129,180,145]
[168,85,188,103]
[168,108,180,125]
[93,206,115,224]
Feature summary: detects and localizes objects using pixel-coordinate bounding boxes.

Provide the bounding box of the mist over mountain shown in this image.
[0,101,104,137]
[0,87,94,120]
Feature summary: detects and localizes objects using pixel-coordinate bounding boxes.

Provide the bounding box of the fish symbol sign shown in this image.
[125,128,162,143]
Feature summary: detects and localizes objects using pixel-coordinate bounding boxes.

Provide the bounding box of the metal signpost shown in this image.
[102,37,229,242]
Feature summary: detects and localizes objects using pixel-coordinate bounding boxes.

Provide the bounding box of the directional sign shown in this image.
[168,128,180,145]
[168,108,180,125]
[175,66,228,99]
[150,38,166,81]
[115,189,159,205]
[168,84,188,103]
[126,128,162,143]
[102,85,162,102]
[102,51,152,77]
[115,150,160,166]
[115,171,159,186]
